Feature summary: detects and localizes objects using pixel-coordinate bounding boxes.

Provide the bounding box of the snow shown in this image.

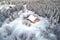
[0,4,16,11]
[0,4,9,10]
[27,15,37,22]
[0,5,57,40]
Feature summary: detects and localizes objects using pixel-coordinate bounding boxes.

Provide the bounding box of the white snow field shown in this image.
[0,5,57,40]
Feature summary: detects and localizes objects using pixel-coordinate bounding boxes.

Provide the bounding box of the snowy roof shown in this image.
[27,15,37,22]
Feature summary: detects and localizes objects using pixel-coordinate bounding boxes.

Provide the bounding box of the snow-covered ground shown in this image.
[0,5,57,40]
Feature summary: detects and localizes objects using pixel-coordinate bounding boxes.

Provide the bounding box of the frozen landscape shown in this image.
[0,0,60,40]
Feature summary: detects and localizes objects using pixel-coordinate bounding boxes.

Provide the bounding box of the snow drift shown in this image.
[0,5,57,40]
